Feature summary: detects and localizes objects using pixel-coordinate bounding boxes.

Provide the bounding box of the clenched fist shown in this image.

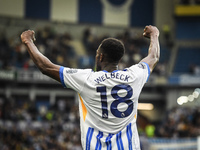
[143,25,159,38]
[21,30,36,44]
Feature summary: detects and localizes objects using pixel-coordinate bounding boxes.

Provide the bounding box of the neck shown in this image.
[101,62,118,72]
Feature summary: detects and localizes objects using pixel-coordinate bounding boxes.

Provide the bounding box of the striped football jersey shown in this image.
[59,62,150,150]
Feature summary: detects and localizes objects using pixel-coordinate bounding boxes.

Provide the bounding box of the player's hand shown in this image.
[21,30,36,44]
[143,25,159,38]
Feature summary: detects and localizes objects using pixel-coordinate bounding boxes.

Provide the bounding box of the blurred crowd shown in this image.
[0,96,200,150]
[179,0,200,5]
[0,97,81,150]
[0,26,76,70]
[156,106,200,138]
[0,26,167,75]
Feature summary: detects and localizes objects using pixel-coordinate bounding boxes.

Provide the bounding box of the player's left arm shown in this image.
[21,30,61,83]
[139,25,160,73]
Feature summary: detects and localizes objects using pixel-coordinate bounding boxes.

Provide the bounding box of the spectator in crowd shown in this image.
[189,64,200,75]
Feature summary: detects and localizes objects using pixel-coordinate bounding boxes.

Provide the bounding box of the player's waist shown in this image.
[82,122,140,150]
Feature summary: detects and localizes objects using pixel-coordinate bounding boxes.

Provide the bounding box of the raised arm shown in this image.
[140,25,160,73]
[21,30,61,83]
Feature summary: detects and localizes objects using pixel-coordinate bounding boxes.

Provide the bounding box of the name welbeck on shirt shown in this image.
[94,72,130,84]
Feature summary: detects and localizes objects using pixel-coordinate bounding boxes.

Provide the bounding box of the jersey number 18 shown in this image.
[97,84,133,119]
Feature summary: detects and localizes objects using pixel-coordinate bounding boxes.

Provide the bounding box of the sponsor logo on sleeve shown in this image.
[66,69,78,74]
[138,63,146,69]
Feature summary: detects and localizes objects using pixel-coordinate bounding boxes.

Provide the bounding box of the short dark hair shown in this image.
[100,38,125,63]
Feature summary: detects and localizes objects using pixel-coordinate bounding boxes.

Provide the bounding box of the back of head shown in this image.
[100,38,125,63]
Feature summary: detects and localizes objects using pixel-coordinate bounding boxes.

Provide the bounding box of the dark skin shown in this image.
[20,25,160,84]
[95,45,119,72]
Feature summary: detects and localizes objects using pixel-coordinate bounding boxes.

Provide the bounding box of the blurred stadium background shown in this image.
[0,0,200,150]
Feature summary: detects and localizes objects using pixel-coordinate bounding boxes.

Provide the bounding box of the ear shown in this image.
[100,53,104,62]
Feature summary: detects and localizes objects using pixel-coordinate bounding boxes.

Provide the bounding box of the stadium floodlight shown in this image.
[177,96,188,105]
[194,88,200,96]
[188,95,194,102]
[195,88,200,93]
[193,91,199,99]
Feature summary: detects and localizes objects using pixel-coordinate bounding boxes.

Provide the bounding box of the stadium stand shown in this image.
[173,47,200,74]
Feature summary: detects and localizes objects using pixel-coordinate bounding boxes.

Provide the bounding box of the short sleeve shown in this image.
[59,66,92,93]
[128,62,150,85]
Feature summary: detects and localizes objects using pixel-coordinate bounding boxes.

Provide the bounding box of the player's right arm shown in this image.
[139,25,160,73]
[21,30,61,83]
